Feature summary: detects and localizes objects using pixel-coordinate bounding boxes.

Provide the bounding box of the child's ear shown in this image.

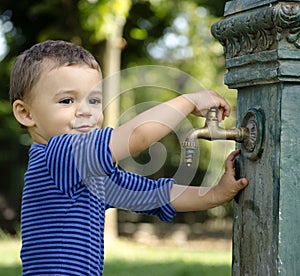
[12,100,35,127]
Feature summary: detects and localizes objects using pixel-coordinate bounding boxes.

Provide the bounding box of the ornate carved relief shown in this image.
[275,3,300,48]
[211,3,300,58]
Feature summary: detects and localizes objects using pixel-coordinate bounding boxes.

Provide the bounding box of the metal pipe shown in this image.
[183,107,249,166]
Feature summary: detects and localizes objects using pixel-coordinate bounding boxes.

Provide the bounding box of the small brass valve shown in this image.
[183,107,264,166]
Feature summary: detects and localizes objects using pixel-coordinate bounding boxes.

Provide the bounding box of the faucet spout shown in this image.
[187,124,247,142]
[183,107,249,166]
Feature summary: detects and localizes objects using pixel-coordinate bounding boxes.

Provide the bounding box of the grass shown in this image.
[0,237,231,276]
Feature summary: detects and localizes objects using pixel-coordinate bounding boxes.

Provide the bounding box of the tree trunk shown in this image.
[103,16,126,241]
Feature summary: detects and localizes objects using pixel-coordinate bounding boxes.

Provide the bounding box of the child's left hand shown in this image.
[211,149,249,205]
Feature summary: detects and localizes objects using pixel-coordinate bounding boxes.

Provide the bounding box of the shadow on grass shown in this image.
[0,265,22,276]
[104,260,231,276]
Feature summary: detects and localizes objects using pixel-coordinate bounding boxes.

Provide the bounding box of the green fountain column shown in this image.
[211,1,300,275]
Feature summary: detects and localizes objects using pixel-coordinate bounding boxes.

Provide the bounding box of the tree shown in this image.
[0,0,229,234]
[120,1,236,182]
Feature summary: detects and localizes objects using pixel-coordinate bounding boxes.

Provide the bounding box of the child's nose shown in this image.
[76,102,92,117]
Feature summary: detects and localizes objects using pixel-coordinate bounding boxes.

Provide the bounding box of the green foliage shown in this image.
[79,0,131,43]
[121,1,236,181]
[193,0,226,17]
[0,0,232,233]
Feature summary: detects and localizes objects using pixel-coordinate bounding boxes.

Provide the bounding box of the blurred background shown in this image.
[0,0,237,274]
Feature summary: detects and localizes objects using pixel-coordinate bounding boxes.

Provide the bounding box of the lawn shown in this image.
[0,238,232,276]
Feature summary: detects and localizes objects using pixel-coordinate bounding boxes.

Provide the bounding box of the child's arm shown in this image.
[110,90,230,161]
[170,150,248,212]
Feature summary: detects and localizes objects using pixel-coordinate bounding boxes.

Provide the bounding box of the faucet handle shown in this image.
[207,107,219,121]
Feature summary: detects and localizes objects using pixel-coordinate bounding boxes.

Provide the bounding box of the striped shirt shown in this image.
[21,127,176,275]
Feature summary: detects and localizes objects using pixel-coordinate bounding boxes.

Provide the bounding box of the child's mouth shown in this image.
[74,125,93,133]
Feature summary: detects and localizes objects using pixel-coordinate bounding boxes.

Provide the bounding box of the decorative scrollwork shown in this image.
[211,3,300,58]
[274,3,300,48]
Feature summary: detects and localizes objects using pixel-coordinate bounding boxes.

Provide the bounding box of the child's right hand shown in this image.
[182,90,231,121]
[111,89,231,162]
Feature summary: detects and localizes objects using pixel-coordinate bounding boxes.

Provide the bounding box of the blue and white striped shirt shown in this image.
[21,127,176,275]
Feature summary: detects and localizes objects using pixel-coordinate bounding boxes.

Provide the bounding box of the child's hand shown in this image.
[211,149,248,205]
[183,90,231,121]
[170,149,248,212]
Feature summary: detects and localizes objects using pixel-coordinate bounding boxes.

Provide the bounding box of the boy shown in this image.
[10,40,248,275]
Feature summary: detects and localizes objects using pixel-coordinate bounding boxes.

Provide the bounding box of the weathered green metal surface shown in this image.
[234,84,281,275]
[211,1,300,275]
[278,85,300,275]
[225,0,282,16]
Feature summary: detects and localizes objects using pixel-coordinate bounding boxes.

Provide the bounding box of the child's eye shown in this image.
[89,98,101,105]
[59,98,73,104]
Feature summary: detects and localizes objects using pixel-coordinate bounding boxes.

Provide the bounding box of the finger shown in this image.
[217,103,231,121]
[225,150,241,172]
[234,178,249,192]
[217,107,224,121]
[226,149,241,163]
[219,100,231,117]
[223,104,231,117]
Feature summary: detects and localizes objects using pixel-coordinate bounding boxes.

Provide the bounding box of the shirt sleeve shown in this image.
[45,128,176,221]
[45,128,114,198]
[104,169,176,221]
[90,128,176,221]
[45,133,82,197]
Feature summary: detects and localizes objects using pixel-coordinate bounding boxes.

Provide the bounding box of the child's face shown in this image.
[27,65,103,144]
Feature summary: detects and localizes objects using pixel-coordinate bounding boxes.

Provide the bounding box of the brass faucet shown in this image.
[183,107,249,166]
